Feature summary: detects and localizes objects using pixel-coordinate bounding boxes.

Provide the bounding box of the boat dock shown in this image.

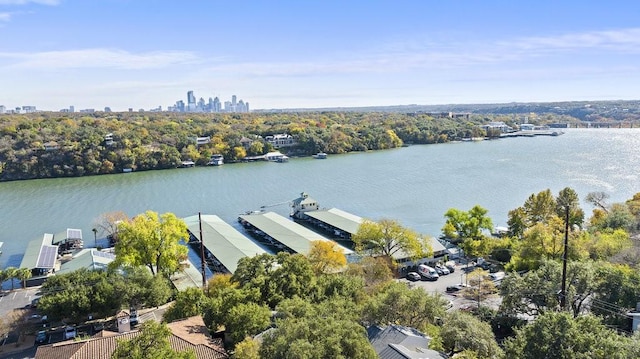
[238,211,353,255]
[299,208,363,241]
[183,214,267,274]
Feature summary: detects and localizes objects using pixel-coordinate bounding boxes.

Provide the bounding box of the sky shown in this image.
[1,0,639,111]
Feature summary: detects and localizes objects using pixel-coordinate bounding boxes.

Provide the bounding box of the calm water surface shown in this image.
[1,128,639,268]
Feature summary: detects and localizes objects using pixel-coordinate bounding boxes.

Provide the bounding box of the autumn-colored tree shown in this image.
[306,240,347,274]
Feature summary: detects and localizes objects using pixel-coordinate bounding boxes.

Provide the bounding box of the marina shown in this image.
[1,129,640,276]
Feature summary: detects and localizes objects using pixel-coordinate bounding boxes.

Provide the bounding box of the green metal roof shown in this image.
[57,249,115,275]
[20,233,58,270]
[184,214,267,273]
[238,211,353,255]
[304,208,363,235]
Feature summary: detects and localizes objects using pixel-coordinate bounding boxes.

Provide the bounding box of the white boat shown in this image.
[208,154,224,166]
[0,241,4,255]
[313,152,327,159]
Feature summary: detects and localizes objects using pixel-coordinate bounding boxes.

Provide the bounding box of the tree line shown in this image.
[0,111,564,181]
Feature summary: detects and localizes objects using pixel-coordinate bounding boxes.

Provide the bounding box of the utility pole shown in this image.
[560,205,569,310]
[198,212,207,290]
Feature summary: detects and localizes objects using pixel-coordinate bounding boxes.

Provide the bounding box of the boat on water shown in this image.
[313,152,327,159]
[0,241,3,255]
[208,154,224,166]
[264,151,289,163]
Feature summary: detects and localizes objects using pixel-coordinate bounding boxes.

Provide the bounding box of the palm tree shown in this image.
[0,269,7,293]
[17,268,32,289]
[4,267,18,291]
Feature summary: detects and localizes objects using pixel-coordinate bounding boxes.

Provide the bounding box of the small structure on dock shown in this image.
[291,192,362,241]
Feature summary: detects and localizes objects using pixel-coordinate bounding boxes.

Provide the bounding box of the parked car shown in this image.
[35,330,47,344]
[406,272,421,281]
[435,264,450,275]
[444,262,456,273]
[417,264,439,281]
[446,283,469,293]
[64,326,76,340]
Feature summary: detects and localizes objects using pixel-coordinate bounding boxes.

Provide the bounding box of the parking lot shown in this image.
[401,262,502,310]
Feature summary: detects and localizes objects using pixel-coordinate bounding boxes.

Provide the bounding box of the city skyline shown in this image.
[1,1,640,111]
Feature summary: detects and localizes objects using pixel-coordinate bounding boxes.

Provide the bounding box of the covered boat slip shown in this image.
[238,211,353,255]
[20,233,60,277]
[183,214,267,274]
[302,208,363,240]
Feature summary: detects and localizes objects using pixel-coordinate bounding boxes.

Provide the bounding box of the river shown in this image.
[1,128,639,268]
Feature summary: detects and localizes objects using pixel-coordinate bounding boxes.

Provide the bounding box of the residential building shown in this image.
[34,316,228,359]
[265,133,296,148]
[368,324,448,359]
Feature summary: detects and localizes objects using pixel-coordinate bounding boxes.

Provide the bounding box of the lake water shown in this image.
[1,128,639,268]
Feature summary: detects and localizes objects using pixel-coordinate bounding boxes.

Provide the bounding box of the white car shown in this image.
[64,326,76,340]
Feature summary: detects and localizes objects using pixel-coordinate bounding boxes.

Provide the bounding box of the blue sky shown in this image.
[1,0,639,111]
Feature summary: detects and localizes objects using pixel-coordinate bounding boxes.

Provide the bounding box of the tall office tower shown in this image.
[232,95,237,107]
[245,102,249,112]
[187,91,196,112]
[224,101,231,112]
[213,97,221,112]
[69,106,75,113]
[207,97,214,112]
[176,100,185,112]
[197,97,206,112]
[0,105,5,114]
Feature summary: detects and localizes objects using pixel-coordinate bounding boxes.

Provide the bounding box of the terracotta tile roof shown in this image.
[35,316,227,359]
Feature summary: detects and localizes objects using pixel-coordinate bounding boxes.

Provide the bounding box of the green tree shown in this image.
[442,206,493,258]
[233,337,260,359]
[352,219,432,261]
[16,267,31,288]
[4,267,17,291]
[111,211,189,276]
[503,311,633,359]
[163,287,207,323]
[111,321,195,359]
[440,311,502,358]
[232,252,316,308]
[225,302,273,345]
[556,187,584,229]
[260,315,376,359]
[362,281,446,330]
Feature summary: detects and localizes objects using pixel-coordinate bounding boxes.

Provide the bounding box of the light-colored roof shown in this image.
[304,208,363,235]
[58,249,116,275]
[20,233,58,269]
[35,316,228,359]
[238,211,353,255]
[183,215,266,274]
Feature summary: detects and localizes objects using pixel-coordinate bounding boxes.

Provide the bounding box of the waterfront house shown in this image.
[265,133,296,148]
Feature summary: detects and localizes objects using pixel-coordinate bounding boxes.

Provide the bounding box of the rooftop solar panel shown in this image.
[37,245,58,268]
[67,228,83,240]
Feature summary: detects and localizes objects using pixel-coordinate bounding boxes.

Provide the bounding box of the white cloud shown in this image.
[0,0,60,5]
[0,48,202,69]
[501,28,640,54]
[0,12,10,21]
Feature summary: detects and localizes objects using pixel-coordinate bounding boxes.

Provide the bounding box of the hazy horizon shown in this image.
[1,1,639,111]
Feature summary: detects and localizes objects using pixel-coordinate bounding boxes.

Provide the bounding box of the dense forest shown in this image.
[0,111,493,181]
